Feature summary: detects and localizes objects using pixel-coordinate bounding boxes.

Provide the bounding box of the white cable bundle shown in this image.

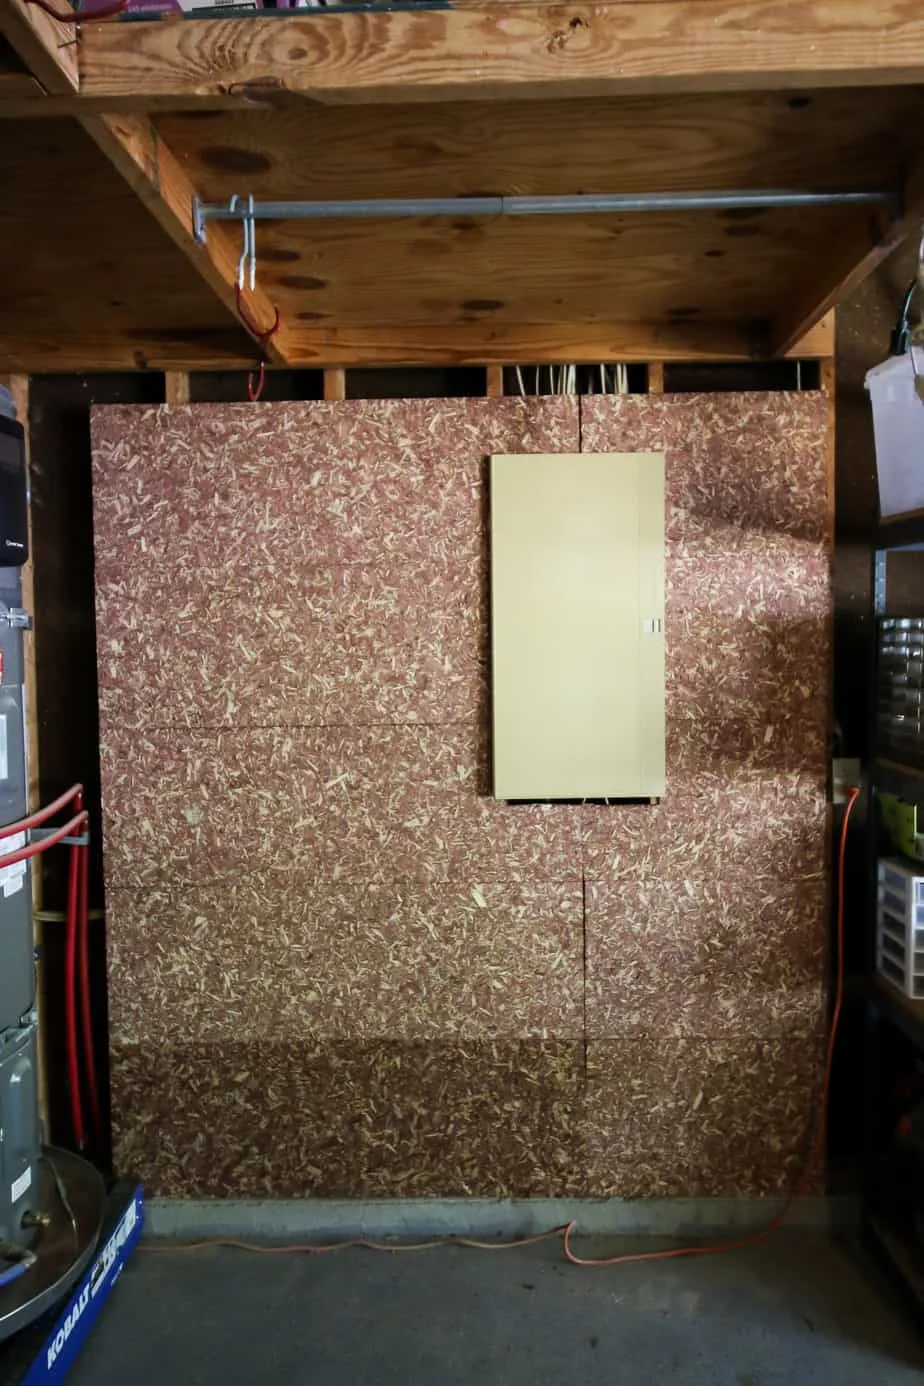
[511,363,626,396]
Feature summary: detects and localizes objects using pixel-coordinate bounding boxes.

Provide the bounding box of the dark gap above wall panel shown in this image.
[188,371,324,404]
[665,360,821,393]
[346,368,487,400]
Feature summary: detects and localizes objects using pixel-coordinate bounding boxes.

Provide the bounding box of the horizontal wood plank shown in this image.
[79,2,924,108]
[0,69,44,100]
[0,332,258,373]
[157,88,923,202]
[0,317,834,371]
[277,319,761,366]
[0,92,261,118]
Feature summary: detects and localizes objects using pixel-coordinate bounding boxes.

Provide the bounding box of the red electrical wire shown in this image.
[562,782,863,1267]
[0,784,83,840]
[247,361,266,403]
[144,1227,573,1257]
[234,285,279,404]
[64,834,84,1149]
[234,285,280,345]
[77,837,101,1137]
[21,0,128,20]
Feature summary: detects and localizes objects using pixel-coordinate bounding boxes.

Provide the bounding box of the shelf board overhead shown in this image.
[1,0,923,370]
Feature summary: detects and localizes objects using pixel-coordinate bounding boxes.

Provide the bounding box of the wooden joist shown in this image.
[0,0,293,365]
[281,321,756,367]
[0,0,76,93]
[82,115,292,365]
[78,1,924,110]
[0,0,896,372]
[268,314,835,368]
[770,168,924,355]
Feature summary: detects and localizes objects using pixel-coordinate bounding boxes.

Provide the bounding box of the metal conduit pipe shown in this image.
[193,187,896,238]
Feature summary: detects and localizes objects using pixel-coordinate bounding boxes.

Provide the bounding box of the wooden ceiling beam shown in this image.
[274,319,766,367]
[0,92,259,117]
[78,1,924,110]
[81,114,293,364]
[0,0,76,94]
[0,0,292,364]
[0,315,835,373]
[770,165,924,356]
[276,313,825,366]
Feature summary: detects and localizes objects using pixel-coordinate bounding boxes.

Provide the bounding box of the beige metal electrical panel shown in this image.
[490,451,665,800]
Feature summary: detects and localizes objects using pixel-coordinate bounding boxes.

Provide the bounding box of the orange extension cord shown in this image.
[149,784,862,1268]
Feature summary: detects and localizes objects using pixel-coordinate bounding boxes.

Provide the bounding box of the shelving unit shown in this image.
[863,512,924,1326]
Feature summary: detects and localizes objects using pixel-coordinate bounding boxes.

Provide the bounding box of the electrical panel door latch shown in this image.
[0,610,31,631]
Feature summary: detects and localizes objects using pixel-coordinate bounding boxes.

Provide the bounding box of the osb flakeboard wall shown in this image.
[90,394,829,1199]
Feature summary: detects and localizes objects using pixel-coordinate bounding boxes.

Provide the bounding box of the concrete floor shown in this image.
[68,1232,923,1386]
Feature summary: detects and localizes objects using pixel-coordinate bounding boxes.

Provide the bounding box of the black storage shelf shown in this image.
[870,977,924,1052]
[874,758,924,803]
[863,1213,924,1326]
[863,515,924,1330]
[876,514,924,552]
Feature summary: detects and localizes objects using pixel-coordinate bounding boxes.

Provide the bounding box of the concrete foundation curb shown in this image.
[144,1195,858,1242]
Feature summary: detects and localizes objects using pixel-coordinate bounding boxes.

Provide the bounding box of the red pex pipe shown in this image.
[0,787,90,1149]
[77,839,101,1136]
[64,836,84,1148]
[0,784,83,841]
[0,811,88,868]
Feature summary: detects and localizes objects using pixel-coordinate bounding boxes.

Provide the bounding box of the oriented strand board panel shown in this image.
[92,393,829,1198]
[491,451,664,799]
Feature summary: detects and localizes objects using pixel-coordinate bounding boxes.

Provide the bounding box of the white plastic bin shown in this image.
[877,857,924,998]
[866,348,924,516]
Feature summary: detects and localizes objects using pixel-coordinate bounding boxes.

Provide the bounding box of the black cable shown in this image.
[890,279,918,357]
